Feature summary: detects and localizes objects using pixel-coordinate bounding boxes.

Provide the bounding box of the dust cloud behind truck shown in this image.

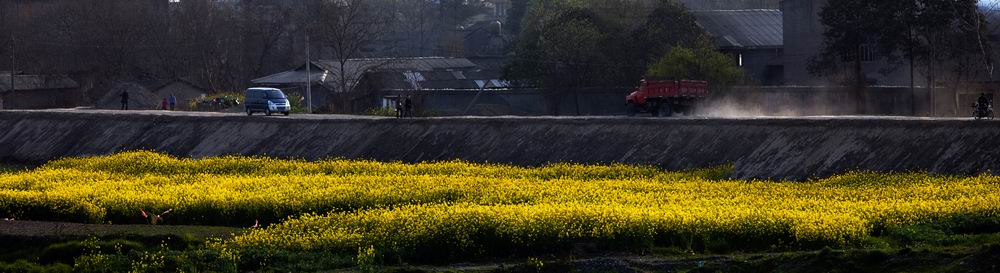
[625,80,709,117]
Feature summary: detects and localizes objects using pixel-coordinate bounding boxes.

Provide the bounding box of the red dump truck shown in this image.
[625,79,709,117]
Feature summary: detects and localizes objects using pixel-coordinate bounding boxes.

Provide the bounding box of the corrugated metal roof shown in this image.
[365,69,506,91]
[0,74,78,92]
[252,57,479,92]
[691,9,783,49]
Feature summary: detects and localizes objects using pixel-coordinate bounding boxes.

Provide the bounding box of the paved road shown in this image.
[0,219,242,238]
[1,108,992,122]
[3,108,383,120]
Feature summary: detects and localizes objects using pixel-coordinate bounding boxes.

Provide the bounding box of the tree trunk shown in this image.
[908,26,916,116]
[909,46,915,115]
[573,88,581,116]
[547,91,561,116]
[338,60,348,114]
[854,45,865,115]
[927,45,937,116]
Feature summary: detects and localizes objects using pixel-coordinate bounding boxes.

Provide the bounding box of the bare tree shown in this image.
[143,1,292,92]
[310,0,395,112]
[395,0,437,56]
[239,3,291,81]
[44,1,157,78]
[0,2,9,64]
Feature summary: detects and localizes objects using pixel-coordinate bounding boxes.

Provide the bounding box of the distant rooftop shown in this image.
[0,74,78,92]
[252,57,480,91]
[691,9,783,49]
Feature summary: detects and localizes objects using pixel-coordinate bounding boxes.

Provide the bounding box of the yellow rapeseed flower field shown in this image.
[1,151,998,256]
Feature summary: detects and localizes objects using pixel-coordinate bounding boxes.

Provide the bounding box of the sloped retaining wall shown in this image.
[1,111,997,180]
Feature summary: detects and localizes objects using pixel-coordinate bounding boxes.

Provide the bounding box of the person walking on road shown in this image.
[404,96,413,118]
[168,94,177,111]
[395,97,403,118]
[120,90,129,110]
[161,98,169,111]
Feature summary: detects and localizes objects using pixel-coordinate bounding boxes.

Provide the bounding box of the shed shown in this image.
[0,73,81,109]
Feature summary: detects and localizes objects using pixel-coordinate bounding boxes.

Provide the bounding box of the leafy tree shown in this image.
[626,0,711,84]
[646,45,746,86]
[504,6,611,115]
[504,0,712,115]
[505,0,530,38]
[812,0,991,114]
[809,0,878,88]
[812,0,991,87]
[903,0,990,85]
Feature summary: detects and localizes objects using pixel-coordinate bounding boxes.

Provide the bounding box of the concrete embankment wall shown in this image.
[1,111,998,180]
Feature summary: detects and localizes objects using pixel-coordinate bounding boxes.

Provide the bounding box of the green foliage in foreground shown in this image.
[3,232,1000,273]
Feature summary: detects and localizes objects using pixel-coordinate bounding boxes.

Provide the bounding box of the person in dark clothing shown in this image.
[978,93,990,107]
[120,91,129,110]
[404,96,413,118]
[395,97,403,118]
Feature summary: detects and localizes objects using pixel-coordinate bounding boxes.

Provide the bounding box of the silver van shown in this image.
[245,88,291,116]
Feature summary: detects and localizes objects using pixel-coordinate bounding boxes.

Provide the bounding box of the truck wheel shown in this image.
[661,104,674,117]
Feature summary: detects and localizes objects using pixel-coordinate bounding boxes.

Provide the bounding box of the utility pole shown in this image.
[908,26,915,116]
[8,0,16,110]
[305,34,313,114]
[302,1,313,114]
[7,35,12,110]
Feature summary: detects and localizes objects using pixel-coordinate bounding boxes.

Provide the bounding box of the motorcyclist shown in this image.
[975,93,993,119]
[978,93,990,107]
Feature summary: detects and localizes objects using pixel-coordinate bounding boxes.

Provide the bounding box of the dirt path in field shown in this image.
[388,246,1000,273]
[0,220,242,239]
[2,109,1000,180]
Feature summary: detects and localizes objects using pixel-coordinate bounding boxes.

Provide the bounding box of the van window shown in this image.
[266,90,286,99]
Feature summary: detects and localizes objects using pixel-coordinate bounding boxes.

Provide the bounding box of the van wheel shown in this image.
[246,108,252,116]
[283,112,290,116]
[265,109,272,116]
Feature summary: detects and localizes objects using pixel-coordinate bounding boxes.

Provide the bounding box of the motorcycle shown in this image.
[973,102,995,120]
